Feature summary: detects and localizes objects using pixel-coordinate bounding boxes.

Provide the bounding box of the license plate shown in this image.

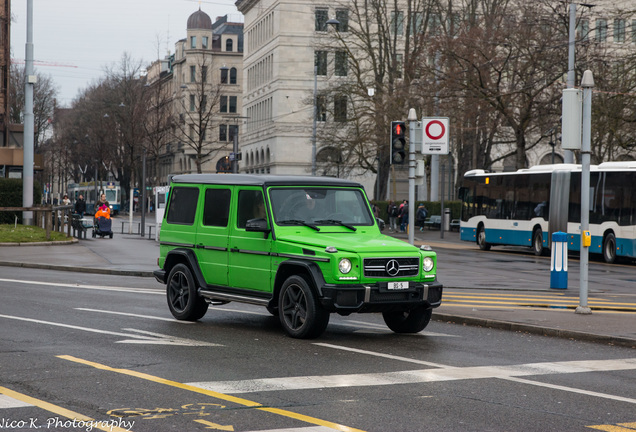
[387,281,409,290]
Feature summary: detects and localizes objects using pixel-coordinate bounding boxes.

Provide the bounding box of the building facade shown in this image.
[146,9,244,184]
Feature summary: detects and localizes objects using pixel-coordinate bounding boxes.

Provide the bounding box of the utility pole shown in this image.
[22,0,35,224]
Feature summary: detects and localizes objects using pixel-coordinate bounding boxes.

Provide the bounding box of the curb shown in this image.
[432,312,636,349]
[0,261,153,278]
[0,239,78,246]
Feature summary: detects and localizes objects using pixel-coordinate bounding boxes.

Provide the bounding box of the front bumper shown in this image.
[318,281,443,314]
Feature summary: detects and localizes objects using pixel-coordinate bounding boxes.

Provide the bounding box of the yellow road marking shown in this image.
[588,425,636,431]
[59,355,365,432]
[194,419,235,430]
[438,303,636,314]
[0,386,132,432]
[443,299,636,311]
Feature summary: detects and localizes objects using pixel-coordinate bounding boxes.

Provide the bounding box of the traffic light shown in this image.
[390,121,406,164]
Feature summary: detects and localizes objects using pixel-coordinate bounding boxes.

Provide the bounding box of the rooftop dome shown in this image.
[187,8,212,30]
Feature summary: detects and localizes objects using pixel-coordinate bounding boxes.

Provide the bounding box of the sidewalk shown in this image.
[0,217,634,348]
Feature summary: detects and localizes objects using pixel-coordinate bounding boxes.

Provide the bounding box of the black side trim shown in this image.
[163,248,207,288]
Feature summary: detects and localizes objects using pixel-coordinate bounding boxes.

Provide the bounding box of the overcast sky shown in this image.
[11,0,240,107]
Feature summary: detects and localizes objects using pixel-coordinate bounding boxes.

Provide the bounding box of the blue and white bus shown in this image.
[68,181,122,215]
[459,162,636,263]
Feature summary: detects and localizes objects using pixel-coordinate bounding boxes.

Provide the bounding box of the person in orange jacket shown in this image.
[95,202,111,220]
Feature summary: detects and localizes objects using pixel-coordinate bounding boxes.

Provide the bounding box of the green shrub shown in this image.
[0,178,43,224]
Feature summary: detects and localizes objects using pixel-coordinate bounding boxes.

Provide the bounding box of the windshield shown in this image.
[269,187,374,227]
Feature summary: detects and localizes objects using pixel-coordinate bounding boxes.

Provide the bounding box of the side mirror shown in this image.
[376,217,386,232]
[246,218,271,238]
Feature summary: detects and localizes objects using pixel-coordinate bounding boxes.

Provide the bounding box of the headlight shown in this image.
[339,258,352,274]
[422,257,434,272]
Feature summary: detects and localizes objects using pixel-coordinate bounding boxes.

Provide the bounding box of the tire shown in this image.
[278,275,329,339]
[532,229,545,256]
[166,263,208,321]
[477,225,491,251]
[603,232,617,264]
[383,306,432,333]
[109,232,113,239]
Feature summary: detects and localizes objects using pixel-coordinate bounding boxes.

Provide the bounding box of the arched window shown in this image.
[230,67,237,84]
[226,39,233,52]
[266,147,271,164]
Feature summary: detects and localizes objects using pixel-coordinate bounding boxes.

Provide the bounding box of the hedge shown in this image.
[0,178,43,224]
[370,199,462,223]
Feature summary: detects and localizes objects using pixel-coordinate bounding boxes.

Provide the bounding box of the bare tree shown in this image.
[171,55,225,173]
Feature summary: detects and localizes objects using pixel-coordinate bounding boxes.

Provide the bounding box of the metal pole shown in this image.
[233,133,238,173]
[22,0,35,225]
[440,164,445,239]
[564,3,576,164]
[407,108,417,245]
[576,70,594,315]
[141,149,146,237]
[311,66,317,176]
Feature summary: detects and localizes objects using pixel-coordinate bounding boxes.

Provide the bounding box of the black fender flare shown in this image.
[163,248,206,288]
[273,259,327,302]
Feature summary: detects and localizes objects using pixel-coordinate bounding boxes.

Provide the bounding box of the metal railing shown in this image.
[0,205,74,240]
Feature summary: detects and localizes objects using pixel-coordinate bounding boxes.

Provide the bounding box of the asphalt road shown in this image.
[1,267,635,432]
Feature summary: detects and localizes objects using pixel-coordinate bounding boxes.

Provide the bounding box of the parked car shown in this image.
[154,174,443,338]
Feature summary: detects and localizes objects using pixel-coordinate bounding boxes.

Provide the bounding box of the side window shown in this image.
[203,188,231,226]
[237,189,266,229]
[166,187,199,225]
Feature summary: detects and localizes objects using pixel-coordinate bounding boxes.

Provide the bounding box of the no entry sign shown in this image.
[421,117,449,155]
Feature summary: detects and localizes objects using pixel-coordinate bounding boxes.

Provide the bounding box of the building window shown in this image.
[220,96,228,113]
[396,54,403,79]
[226,39,233,51]
[334,95,347,122]
[336,10,349,32]
[190,66,196,82]
[315,51,327,76]
[229,96,237,113]
[577,19,589,41]
[596,19,607,42]
[391,11,404,36]
[219,124,227,141]
[410,12,423,35]
[202,36,208,49]
[190,94,195,111]
[221,68,228,84]
[230,67,237,84]
[632,20,636,43]
[201,95,207,112]
[315,9,328,31]
[201,66,207,83]
[614,19,626,43]
[190,36,196,48]
[317,96,327,122]
[335,51,347,76]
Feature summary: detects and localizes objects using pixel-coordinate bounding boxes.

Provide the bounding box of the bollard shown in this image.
[550,231,568,289]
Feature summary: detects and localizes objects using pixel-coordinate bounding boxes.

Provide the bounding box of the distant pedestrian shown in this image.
[398,201,409,232]
[416,203,428,231]
[387,201,398,231]
[74,194,86,217]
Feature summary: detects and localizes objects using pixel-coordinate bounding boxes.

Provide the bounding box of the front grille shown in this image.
[363,257,419,278]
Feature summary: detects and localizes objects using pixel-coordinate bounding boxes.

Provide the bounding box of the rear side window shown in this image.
[166,187,199,224]
[203,188,231,226]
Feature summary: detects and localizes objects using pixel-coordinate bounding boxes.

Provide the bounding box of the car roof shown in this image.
[170,174,363,188]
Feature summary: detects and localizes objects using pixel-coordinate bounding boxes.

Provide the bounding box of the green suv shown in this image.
[154,174,442,338]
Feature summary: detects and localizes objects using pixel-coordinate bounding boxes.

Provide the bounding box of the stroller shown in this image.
[92,216,113,238]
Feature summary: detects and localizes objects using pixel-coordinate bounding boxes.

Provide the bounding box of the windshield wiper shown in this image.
[277,219,320,231]
[315,219,357,231]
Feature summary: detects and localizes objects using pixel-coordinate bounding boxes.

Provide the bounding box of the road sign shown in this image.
[421,117,449,155]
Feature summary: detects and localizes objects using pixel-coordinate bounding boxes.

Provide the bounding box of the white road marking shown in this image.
[243,428,336,432]
[501,376,636,404]
[75,308,192,323]
[186,358,636,395]
[0,278,161,295]
[0,394,32,409]
[314,343,448,368]
[0,314,220,346]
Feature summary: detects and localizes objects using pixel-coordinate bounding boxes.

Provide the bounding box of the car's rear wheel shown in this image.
[383,306,432,333]
[167,263,208,321]
[279,275,329,339]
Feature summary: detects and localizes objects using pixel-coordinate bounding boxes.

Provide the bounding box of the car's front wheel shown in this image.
[278,275,329,339]
[383,306,432,333]
[167,263,208,321]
